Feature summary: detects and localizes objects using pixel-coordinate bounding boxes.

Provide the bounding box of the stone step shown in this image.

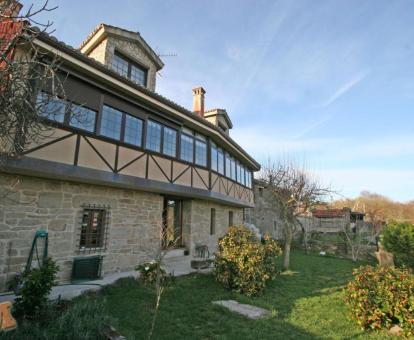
[163,248,186,259]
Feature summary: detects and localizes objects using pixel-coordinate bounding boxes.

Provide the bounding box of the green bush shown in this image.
[4,298,112,340]
[345,265,414,336]
[214,225,282,296]
[382,221,414,270]
[14,257,59,317]
[135,261,171,286]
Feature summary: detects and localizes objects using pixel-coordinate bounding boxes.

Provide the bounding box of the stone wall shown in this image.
[0,173,162,291]
[183,199,243,255]
[245,185,284,240]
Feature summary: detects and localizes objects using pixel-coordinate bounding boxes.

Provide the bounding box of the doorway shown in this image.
[163,198,183,249]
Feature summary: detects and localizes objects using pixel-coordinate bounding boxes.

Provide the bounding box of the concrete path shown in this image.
[0,255,212,304]
[213,300,270,319]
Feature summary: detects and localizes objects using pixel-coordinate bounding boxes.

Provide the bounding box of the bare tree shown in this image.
[259,159,331,270]
[0,0,66,160]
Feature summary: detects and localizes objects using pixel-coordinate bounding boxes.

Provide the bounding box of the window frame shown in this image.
[112,51,148,87]
[210,208,216,235]
[78,204,110,253]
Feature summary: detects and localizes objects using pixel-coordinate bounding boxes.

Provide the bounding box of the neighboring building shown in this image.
[0,11,259,289]
[309,208,365,233]
[244,180,284,240]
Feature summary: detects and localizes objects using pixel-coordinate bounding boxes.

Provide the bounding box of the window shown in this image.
[225,153,231,178]
[211,143,218,171]
[124,114,143,146]
[36,92,65,123]
[130,64,146,86]
[146,120,162,152]
[241,166,246,186]
[79,207,108,250]
[69,104,97,132]
[111,52,147,86]
[100,105,122,140]
[236,163,241,183]
[210,208,216,235]
[195,139,207,166]
[163,127,177,157]
[111,54,129,77]
[217,148,224,175]
[228,211,234,227]
[258,187,263,197]
[180,134,194,162]
[273,220,278,231]
[231,157,236,181]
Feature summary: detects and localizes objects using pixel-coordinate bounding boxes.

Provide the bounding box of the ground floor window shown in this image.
[163,198,183,248]
[210,208,216,235]
[79,205,109,253]
[228,211,234,227]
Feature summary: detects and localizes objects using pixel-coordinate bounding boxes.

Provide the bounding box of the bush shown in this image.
[345,265,414,336]
[14,257,59,317]
[136,261,172,286]
[4,298,112,340]
[214,225,282,296]
[382,221,414,270]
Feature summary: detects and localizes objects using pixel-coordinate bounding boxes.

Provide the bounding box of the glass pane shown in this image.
[36,92,66,123]
[225,153,231,178]
[218,149,224,175]
[130,64,146,86]
[195,140,207,166]
[100,105,122,140]
[231,158,236,181]
[124,114,143,146]
[111,54,129,77]
[163,127,177,157]
[69,104,96,132]
[211,145,218,171]
[146,120,162,152]
[180,134,193,162]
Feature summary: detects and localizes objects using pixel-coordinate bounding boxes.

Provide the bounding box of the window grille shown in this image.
[77,204,110,254]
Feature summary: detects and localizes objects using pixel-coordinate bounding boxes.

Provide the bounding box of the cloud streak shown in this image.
[321,69,370,108]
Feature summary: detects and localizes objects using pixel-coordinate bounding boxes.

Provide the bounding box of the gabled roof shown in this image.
[80,23,164,70]
[204,108,233,129]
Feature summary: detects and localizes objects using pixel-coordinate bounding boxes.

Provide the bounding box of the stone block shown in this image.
[38,192,63,208]
[48,219,67,231]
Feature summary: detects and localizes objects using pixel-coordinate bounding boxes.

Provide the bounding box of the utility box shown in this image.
[72,256,103,281]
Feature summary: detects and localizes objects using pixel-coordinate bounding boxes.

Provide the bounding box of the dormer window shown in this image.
[111,52,147,86]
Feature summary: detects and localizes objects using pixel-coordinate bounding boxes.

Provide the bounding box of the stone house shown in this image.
[0,13,259,290]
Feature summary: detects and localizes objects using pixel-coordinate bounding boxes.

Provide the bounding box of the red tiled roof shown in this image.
[312,209,347,218]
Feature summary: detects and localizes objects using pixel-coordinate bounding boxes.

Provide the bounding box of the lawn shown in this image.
[98,251,390,339]
[3,251,394,339]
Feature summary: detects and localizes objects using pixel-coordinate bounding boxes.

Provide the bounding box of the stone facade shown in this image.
[0,173,162,291]
[244,184,284,240]
[0,173,241,291]
[86,35,158,91]
[182,199,243,255]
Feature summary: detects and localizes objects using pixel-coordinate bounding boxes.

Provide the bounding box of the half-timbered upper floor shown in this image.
[3,25,260,208]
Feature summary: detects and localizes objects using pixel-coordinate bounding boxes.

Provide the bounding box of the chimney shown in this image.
[0,1,23,21]
[192,87,206,117]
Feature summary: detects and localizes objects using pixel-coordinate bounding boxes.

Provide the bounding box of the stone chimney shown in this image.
[192,87,206,117]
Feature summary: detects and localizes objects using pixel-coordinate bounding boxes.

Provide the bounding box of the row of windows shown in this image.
[211,142,252,187]
[37,92,253,188]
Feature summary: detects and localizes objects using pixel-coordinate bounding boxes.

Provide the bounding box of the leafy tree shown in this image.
[382,221,414,270]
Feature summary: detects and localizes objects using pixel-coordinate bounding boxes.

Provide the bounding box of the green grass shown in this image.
[2,252,394,339]
[97,251,391,339]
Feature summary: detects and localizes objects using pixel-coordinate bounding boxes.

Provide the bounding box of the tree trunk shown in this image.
[283,223,293,270]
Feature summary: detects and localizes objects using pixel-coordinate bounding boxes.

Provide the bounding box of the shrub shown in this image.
[345,265,414,336]
[382,221,414,270]
[214,225,282,296]
[14,257,59,317]
[136,261,171,286]
[3,298,112,340]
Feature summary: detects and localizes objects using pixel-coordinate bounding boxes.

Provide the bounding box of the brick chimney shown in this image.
[192,87,205,117]
[0,1,23,21]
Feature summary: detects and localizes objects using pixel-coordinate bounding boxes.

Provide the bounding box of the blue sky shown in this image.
[23,0,414,202]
